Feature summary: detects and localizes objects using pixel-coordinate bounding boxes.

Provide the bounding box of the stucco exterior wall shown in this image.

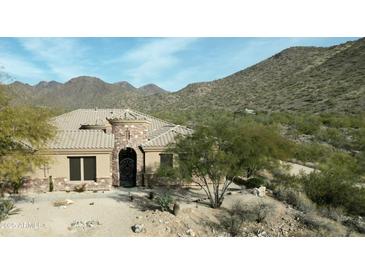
[23,150,112,193]
[145,151,163,173]
[143,149,182,187]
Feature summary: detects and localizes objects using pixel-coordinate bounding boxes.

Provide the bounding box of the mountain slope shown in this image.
[161,38,364,114]
[4,38,365,114]
[138,84,168,95]
[6,76,167,111]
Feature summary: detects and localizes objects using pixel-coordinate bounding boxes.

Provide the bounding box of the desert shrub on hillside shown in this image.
[291,115,321,135]
[314,128,349,150]
[319,152,361,177]
[352,128,365,151]
[219,201,269,236]
[242,177,267,189]
[292,142,333,163]
[219,202,246,236]
[273,185,316,213]
[296,212,347,236]
[317,206,346,222]
[319,113,365,129]
[356,151,365,175]
[301,172,365,217]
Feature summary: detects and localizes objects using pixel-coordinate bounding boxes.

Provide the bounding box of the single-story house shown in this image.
[24,108,192,192]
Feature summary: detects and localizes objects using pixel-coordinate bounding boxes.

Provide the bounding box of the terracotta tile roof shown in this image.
[141,125,193,148]
[50,109,190,150]
[53,108,171,134]
[48,130,114,150]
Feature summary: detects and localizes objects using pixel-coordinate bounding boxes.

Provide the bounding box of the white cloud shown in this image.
[113,38,199,86]
[18,38,92,80]
[0,53,45,82]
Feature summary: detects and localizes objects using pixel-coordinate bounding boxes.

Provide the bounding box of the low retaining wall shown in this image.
[20,177,113,193]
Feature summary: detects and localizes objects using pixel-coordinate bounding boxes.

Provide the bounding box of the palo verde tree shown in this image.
[170,116,293,208]
[0,86,55,195]
[231,117,294,179]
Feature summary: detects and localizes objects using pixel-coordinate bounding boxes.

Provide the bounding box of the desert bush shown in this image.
[220,202,246,236]
[0,199,19,221]
[293,142,333,163]
[296,212,346,236]
[319,152,360,176]
[219,201,269,236]
[301,172,365,216]
[319,113,365,129]
[292,115,321,135]
[352,128,365,151]
[253,203,270,223]
[243,177,266,189]
[273,185,316,213]
[156,193,173,212]
[315,128,349,150]
[318,206,346,222]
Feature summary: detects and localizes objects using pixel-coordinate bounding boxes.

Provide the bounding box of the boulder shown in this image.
[132,224,144,233]
[186,228,195,237]
[254,186,266,197]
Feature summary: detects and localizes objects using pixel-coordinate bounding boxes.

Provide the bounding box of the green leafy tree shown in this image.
[231,119,294,178]
[170,119,238,208]
[170,117,293,208]
[0,86,55,195]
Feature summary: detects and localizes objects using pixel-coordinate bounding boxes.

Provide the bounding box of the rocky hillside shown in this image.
[4,38,365,114]
[138,37,364,114]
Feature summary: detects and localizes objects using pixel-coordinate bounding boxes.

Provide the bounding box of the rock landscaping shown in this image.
[0,186,363,237]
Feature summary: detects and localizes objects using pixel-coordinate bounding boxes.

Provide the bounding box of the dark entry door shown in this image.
[119,148,137,187]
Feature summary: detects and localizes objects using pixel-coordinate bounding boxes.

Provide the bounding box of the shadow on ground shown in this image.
[108,192,161,211]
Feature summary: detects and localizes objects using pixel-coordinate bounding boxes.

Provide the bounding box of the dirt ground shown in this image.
[0,185,353,237]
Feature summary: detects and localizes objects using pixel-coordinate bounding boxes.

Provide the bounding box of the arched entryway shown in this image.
[119,148,137,187]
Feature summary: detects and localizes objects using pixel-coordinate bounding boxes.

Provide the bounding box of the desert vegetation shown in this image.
[0,86,55,196]
[1,37,364,236]
[157,109,365,236]
[2,80,365,236]
[165,116,293,208]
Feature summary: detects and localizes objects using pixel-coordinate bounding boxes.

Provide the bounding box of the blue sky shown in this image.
[0,37,358,91]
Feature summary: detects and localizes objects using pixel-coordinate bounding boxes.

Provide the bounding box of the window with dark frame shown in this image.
[69,157,81,181]
[83,157,96,181]
[160,153,173,168]
[68,156,96,181]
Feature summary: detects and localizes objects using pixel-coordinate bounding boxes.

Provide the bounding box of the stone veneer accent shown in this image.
[107,118,150,187]
[20,177,112,193]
